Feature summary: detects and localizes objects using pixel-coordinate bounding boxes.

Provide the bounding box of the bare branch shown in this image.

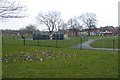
[0,0,27,19]
[67,17,80,36]
[79,13,97,36]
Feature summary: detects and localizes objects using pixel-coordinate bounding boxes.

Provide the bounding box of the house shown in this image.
[64,28,80,37]
[79,28,99,36]
[115,27,120,35]
[99,26,117,36]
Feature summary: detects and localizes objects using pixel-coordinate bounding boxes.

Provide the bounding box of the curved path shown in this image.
[72,38,120,51]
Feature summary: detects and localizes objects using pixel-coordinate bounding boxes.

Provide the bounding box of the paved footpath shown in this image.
[72,38,120,52]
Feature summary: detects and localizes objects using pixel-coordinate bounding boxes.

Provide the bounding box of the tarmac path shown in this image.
[72,38,120,51]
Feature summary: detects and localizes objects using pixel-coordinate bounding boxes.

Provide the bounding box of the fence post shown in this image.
[2,36,3,45]
[38,37,39,46]
[21,35,25,46]
[56,33,58,48]
[23,37,25,46]
[113,39,115,51]
[56,39,58,48]
[80,37,82,49]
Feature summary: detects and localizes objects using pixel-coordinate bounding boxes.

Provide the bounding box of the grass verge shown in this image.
[90,36,118,48]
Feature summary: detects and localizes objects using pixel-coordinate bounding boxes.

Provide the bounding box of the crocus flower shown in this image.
[40,58,43,61]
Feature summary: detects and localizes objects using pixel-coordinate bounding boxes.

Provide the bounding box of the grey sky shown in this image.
[0,0,119,30]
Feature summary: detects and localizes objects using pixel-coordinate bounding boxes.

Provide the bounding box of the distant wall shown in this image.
[33,33,65,40]
[33,34,50,40]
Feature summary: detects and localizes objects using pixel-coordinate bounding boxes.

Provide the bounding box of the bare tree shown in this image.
[79,13,97,36]
[59,21,67,30]
[0,0,26,19]
[67,17,80,36]
[36,11,62,38]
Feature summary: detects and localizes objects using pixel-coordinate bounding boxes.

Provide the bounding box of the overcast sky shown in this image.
[0,0,119,30]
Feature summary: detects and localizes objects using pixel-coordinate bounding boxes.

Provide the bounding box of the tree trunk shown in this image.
[49,31,53,40]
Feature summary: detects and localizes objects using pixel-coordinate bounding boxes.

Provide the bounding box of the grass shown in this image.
[90,36,119,48]
[87,35,113,39]
[2,47,118,78]
[2,35,119,78]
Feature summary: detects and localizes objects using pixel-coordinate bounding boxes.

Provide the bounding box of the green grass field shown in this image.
[2,35,118,78]
[87,35,115,39]
[90,36,119,48]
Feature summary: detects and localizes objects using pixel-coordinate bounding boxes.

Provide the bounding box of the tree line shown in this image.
[36,11,97,36]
